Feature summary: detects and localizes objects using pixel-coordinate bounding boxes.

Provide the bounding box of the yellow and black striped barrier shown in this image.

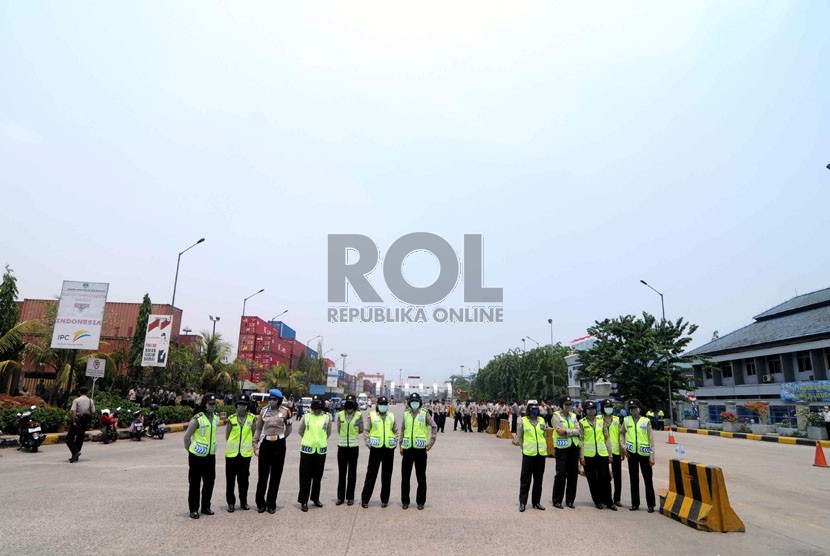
[659,459,745,533]
[496,419,513,440]
[487,418,497,434]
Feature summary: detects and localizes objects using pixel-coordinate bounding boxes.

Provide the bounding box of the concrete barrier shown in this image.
[495,419,513,440]
[659,458,745,533]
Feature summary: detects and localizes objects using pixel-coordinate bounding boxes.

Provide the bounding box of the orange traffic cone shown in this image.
[666,426,676,445]
[814,441,829,468]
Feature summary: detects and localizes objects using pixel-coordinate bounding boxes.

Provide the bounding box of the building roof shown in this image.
[686,287,830,357]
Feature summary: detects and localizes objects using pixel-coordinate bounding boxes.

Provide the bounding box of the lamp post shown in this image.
[548,318,555,395]
[209,315,220,336]
[242,288,265,317]
[521,338,526,353]
[171,238,205,309]
[307,335,321,349]
[525,336,540,348]
[640,279,674,427]
[271,310,287,323]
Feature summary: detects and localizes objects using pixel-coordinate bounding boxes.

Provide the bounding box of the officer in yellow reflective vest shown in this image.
[579,401,616,511]
[297,395,331,512]
[183,393,219,519]
[335,394,364,506]
[624,399,656,512]
[512,399,547,512]
[551,396,581,509]
[601,399,626,507]
[360,396,398,508]
[225,394,255,512]
[398,392,437,510]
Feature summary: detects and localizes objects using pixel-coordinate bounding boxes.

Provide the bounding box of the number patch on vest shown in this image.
[370,438,381,447]
[193,443,208,455]
[415,439,426,448]
[301,445,314,454]
[556,439,569,447]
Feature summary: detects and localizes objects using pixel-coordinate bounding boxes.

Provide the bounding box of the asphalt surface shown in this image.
[1,407,829,556]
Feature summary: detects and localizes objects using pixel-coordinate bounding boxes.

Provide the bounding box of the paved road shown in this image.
[1,409,828,555]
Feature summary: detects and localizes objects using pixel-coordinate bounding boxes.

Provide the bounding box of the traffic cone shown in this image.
[813,441,829,468]
[666,426,676,445]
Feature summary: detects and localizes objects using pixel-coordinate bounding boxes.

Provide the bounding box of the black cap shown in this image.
[559,396,572,406]
[628,399,641,409]
[377,396,389,405]
[584,401,596,410]
[601,399,614,407]
[204,393,217,403]
[408,392,422,402]
[345,394,356,402]
[236,394,250,404]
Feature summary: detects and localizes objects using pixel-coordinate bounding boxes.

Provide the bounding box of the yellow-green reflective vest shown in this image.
[553,411,580,449]
[401,409,429,449]
[300,413,329,455]
[603,415,621,455]
[521,416,547,456]
[624,416,651,456]
[188,412,219,457]
[337,410,362,448]
[226,413,254,458]
[368,411,396,448]
[581,416,609,457]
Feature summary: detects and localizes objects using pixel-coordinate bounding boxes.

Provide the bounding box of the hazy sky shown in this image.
[3,2,829,385]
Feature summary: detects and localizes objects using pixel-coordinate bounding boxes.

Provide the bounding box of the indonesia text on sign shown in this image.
[50,281,109,350]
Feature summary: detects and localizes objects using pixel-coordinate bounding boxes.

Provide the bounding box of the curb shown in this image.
[0,421,197,449]
[672,427,830,448]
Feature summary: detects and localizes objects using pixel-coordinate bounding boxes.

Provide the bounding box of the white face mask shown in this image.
[378,405,388,413]
[410,402,421,410]
[604,407,614,415]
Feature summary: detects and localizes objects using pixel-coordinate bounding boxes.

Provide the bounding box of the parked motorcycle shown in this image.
[99,407,120,444]
[129,409,144,441]
[144,404,166,440]
[17,405,44,453]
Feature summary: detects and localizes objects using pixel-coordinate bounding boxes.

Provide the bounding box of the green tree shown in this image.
[471,344,569,402]
[127,294,152,383]
[197,330,235,393]
[263,363,305,397]
[577,312,698,412]
[0,264,20,339]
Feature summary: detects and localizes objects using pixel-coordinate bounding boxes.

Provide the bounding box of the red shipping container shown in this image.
[240,316,268,336]
[271,337,290,358]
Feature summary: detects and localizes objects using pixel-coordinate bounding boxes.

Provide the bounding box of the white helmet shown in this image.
[101,409,111,415]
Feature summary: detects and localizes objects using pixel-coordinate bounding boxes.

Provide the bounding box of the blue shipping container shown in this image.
[270,321,296,340]
[308,348,318,359]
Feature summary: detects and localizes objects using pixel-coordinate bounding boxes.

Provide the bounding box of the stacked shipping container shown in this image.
[238,316,292,383]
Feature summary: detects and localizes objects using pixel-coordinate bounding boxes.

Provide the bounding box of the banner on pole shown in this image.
[51,281,109,350]
[142,314,173,367]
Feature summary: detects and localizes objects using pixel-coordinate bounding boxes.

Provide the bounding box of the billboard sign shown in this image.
[51,281,109,350]
[142,315,173,367]
[85,357,106,378]
[780,381,830,403]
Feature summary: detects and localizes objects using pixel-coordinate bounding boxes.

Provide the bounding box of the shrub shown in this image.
[158,405,194,424]
[0,406,70,434]
[720,411,738,423]
[805,411,825,427]
[743,402,770,423]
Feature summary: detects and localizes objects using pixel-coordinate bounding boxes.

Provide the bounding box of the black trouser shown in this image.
[298,452,326,504]
[477,413,485,432]
[337,446,359,501]
[552,445,579,504]
[519,454,546,505]
[453,412,461,430]
[438,413,446,432]
[256,438,286,509]
[463,415,472,432]
[511,413,518,433]
[225,454,251,506]
[65,422,88,456]
[361,447,395,504]
[188,453,215,512]
[628,453,655,508]
[825,422,830,439]
[611,453,623,503]
[584,455,613,506]
[401,448,428,506]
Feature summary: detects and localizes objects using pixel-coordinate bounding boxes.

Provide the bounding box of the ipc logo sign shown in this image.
[327,233,504,324]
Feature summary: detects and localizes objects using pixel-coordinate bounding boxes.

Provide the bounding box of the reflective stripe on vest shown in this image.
[369,411,396,448]
[300,413,329,454]
[521,416,547,456]
[624,416,651,456]
[225,413,254,457]
[401,409,429,449]
[603,415,621,455]
[337,410,362,448]
[553,411,579,449]
[188,413,218,457]
[580,416,608,457]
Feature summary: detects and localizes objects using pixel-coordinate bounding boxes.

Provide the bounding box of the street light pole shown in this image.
[242,288,265,317]
[640,279,674,427]
[270,310,288,323]
[209,315,220,336]
[548,318,555,395]
[171,238,205,309]
[521,338,526,353]
[525,336,540,348]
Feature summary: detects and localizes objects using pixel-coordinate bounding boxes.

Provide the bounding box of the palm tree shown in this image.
[197,330,235,394]
[0,320,42,393]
